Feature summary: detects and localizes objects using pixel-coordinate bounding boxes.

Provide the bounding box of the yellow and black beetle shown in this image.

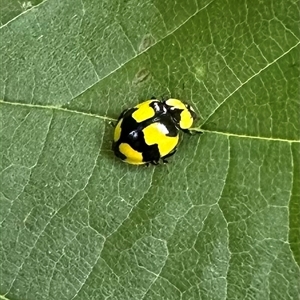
[112,98,201,165]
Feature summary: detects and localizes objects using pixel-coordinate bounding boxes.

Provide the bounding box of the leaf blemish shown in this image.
[139,34,155,52]
[132,69,151,85]
[21,1,33,10]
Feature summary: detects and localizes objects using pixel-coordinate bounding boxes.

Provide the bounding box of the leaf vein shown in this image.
[201,41,300,126]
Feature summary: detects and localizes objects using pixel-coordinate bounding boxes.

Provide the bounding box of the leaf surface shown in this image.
[1,0,299,299]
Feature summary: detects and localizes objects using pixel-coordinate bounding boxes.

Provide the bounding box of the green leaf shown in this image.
[1,0,299,299]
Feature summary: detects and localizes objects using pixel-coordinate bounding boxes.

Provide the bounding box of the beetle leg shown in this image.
[162,148,177,160]
[181,128,203,135]
[162,158,169,164]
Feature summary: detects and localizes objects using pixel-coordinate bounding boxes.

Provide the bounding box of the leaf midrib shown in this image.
[1,100,299,143]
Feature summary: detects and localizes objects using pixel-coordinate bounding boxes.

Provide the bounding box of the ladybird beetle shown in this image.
[112,98,201,165]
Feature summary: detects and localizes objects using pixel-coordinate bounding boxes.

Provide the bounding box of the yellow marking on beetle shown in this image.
[179,109,193,129]
[165,98,186,110]
[166,98,194,129]
[119,143,145,164]
[143,123,179,157]
[132,100,156,122]
[114,119,123,142]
